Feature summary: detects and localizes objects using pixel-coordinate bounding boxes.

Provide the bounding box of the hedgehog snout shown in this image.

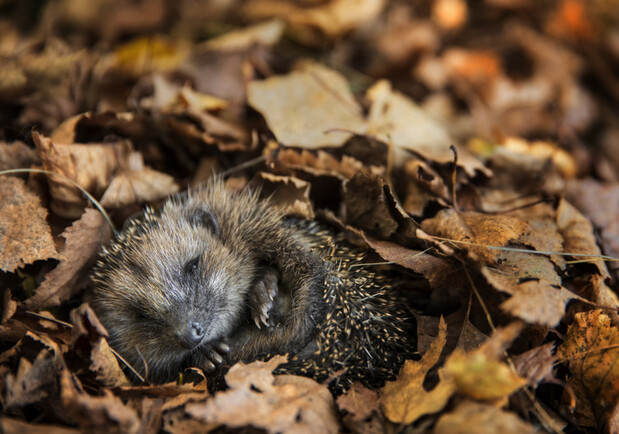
[175,319,206,349]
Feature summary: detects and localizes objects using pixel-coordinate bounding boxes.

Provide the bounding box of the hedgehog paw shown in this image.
[250,268,279,329]
[200,338,231,371]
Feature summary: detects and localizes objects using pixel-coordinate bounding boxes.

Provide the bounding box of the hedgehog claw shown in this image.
[249,268,279,329]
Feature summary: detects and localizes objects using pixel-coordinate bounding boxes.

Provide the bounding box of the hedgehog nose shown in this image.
[177,320,205,348]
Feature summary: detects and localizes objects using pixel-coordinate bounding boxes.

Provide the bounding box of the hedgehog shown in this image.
[91,179,410,390]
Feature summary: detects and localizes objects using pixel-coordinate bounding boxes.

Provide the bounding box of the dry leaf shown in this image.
[0,141,40,171]
[0,418,79,434]
[70,304,130,387]
[5,346,61,408]
[336,382,379,422]
[366,80,489,176]
[380,317,454,424]
[0,176,61,272]
[248,62,366,149]
[25,209,112,309]
[512,342,557,387]
[100,161,178,208]
[187,356,339,433]
[244,0,385,38]
[557,309,619,429]
[443,324,526,400]
[33,131,131,218]
[60,369,140,432]
[434,400,536,434]
[253,172,315,219]
[109,36,190,77]
[203,19,285,51]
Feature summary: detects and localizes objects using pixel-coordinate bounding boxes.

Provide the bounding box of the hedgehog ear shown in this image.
[189,207,219,236]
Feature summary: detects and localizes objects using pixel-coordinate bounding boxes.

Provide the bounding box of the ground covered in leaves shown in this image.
[1,0,619,432]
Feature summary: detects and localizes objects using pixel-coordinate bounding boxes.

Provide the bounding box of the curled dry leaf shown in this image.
[70,304,130,387]
[380,317,455,424]
[25,209,112,310]
[557,309,619,429]
[187,356,339,433]
[99,153,178,208]
[33,130,130,218]
[253,172,315,220]
[0,176,61,272]
[248,62,366,149]
[434,400,536,434]
[60,370,140,433]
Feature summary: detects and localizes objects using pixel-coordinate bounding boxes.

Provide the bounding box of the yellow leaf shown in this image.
[112,36,189,76]
[380,317,455,424]
[444,350,526,400]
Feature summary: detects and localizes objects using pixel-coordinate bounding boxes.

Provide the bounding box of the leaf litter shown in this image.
[1,0,619,432]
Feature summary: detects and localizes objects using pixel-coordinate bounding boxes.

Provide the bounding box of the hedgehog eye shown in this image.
[189,207,219,236]
[183,257,201,275]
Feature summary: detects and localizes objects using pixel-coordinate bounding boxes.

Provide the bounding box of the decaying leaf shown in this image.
[381,317,454,424]
[557,309,619,429]
[0,176,61,272]
[187,356,339,433]
[25,209,112,310]
[512,342,556,387]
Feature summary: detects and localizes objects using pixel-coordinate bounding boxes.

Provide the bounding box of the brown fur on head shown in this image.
[91,179,326,382]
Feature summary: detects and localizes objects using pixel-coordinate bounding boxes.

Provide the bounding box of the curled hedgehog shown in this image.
[91,179,411,390]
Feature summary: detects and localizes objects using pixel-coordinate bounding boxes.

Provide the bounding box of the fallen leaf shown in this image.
[443,324,526,400]
[5,346,61,408]
[366,80,488,177]
[557,309,619,429]
[0,418,79,434]
[0,176,61,272]
[25,209,112,309]
[253,172,315,219]
[203,19,285,51]
[380,317,454,424]
[70,304,130,387]
[60,369,140,432]
[421,208,527,264]
[434,400,536,434]
[248,62,366,149]
[109,36,190,77]
[100,160,179,208]
[187,356,339,433]
[512,342,557,387]
[336,381,379,422]
[244,0,385,38]
[0,141,40,171]
[33,130,131,218]
[568,179,619,264]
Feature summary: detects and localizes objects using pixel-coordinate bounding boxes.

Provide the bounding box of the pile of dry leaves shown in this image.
[1,0,619,432]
